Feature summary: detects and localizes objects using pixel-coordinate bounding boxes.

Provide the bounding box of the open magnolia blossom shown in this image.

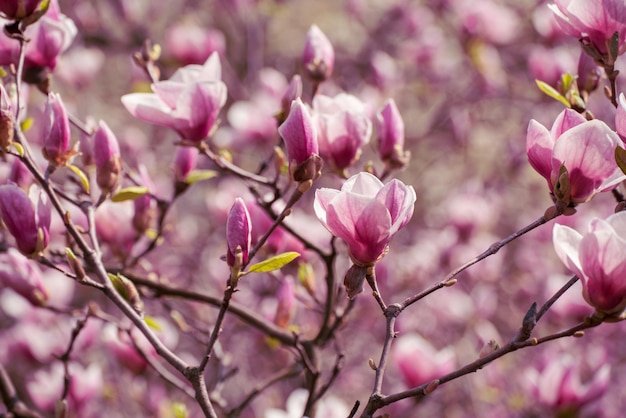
[312,93,372,173]
[549,0,626,59]
[526,109,625,205]
[121,52,227,143]
[314,172,415,265]
[553,211,626,315]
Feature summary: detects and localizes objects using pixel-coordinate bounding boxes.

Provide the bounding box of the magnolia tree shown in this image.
[2,0,626,417]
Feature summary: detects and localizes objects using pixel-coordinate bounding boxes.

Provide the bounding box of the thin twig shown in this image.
[400,211,560,310]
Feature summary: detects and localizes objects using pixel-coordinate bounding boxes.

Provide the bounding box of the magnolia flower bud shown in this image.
[94,120,122,195]
[173,146,198,196]
[376,98,410,170]
[0,183,51,256]
[226,197,251,268]
[278,75,303,124]
[278,98,322,182]
[302,25,334,82]
[42,93,76,168]
[0,0,43,20]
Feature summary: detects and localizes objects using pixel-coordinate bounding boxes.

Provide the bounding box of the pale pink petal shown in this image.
[526,119,554,180]
[376,179,416,233]
[550,108,587,138]
[343,172,384,196]
[352,200,392,263]
[553,223,584,278]
[121,93,175,126]
[580,231,626,312]
[313,188,340,230]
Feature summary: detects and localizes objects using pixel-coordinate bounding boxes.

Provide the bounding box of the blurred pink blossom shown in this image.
[314,172,415,265]
[0,0,76,72]
[526,109,625,204]
[392,333,456,388]
[526,354,609,413]
[165,20,225,65]
[312,93,372,173]
[452,0,520,45]
[553,211,626,314]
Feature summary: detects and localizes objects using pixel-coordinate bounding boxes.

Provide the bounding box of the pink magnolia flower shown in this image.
[526,109,625,205]
[302,24,334,82]
[549,0,626,59]
[0,183,51,256]
[226,197,252,267]
[312,93,372,173]
[553,211,626,314]
[121,52,227,143]
[0,0,77,72]
[314,172,415,265]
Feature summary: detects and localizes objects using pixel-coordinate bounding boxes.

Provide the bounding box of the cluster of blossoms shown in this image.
[3,0,626,417]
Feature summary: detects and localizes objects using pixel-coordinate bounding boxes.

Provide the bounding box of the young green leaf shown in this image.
[184,169,218,185]
[67,164,90,193]
[111,186,150,202]
[247,252,300,273]
[535,80,571,108]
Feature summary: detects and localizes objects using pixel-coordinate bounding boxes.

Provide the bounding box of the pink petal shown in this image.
[343,172,383,196]
[376,179,416,233]
[552,120,622,201]
[550,108,587,138]
[121,93,175,126]
[553,223,584,279]
[526,119,554,181]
